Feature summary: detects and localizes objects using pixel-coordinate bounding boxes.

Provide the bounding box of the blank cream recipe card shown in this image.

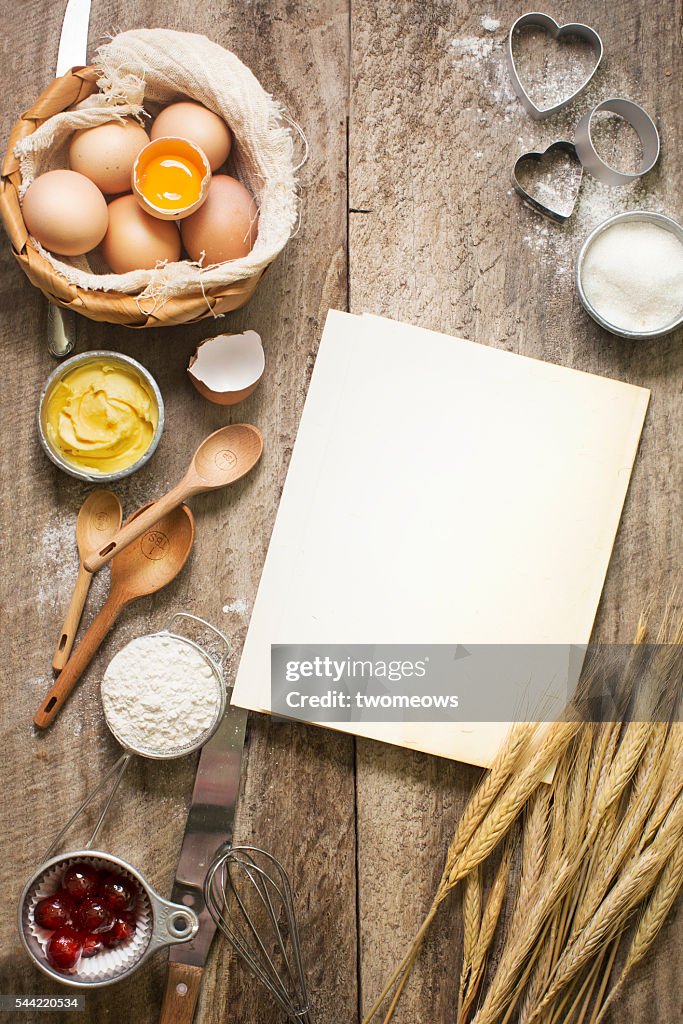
[232,310,650,767]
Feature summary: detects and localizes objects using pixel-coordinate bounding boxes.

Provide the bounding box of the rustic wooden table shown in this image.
[1,2,680,1022]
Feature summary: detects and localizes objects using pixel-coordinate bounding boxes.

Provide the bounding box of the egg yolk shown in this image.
[138,155,203,210]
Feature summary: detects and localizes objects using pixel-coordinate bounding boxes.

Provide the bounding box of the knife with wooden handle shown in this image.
[159,699,248,1023]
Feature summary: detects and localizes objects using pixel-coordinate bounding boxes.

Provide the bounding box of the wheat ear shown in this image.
[593,840,683,1024]
[440,721,580,898]
[459,866,482,1013]
[468,858,576,1024]
[460,845,512,1022]
[445,723,536,866]
[526,794,683,1024]
[517,785,552,914]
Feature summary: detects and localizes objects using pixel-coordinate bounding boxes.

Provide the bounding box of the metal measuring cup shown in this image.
[19,850,199,988]
[45,613,230,855]
[19,614,230,987]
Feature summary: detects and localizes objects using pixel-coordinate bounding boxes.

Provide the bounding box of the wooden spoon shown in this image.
[52,490,122,672]
[35,503,195,730]
[84,424,262,574]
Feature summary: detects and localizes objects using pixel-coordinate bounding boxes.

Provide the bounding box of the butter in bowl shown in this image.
[38,351,164,482]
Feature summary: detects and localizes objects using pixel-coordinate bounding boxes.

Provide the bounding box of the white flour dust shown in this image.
[448,36,496,65]
[222,598,248,615]
[37,519,78,608]
[481,15,500,32]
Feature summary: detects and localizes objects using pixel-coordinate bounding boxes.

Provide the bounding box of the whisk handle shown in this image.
[160,963,204,1024]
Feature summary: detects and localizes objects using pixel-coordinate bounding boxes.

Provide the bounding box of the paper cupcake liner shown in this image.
[24,855,152,983]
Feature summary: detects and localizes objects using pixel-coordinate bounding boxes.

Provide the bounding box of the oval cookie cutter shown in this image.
[507,12,604,120]
[575,98,660,185]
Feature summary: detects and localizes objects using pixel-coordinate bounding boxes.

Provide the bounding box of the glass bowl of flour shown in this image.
[101,626,226,760]
[576,211,683,340]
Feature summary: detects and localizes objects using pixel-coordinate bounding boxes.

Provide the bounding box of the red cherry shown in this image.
[34,891,75,930]
[113,911,136,942]
[99,872,136,913]
[75,897,114,934]
[62,863,99,902]
[46,927,83,971]
[100,926,119,949]
[102,911,136,947]
[81,932,104,958]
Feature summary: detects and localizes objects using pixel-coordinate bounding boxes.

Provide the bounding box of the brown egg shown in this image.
[180,175,258,265]
[101,195,181,273]
[69,119,150,195]
[151,102,231,171]
[22,169,108,256]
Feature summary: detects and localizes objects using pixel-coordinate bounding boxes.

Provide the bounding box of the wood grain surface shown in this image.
[0,2,680,1023]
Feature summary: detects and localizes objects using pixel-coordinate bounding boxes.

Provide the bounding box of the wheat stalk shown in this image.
[525,794,683,1023]
[459,866,482,1013]
[363,606,680,1024]
[459,844,512,1022]
[439,721,580,898]
[593,840,683,1024]
[565,728,592,852]
[594,721,652,820]
[574,727,670,933]
[640,726,683,849]
[361,723,536,1024]
[517,786,552,914]
[468,858,576,1024]
[445,723,536,866]
[517,912,558,1024]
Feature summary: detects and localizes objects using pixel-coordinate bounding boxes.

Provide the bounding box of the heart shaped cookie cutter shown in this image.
[507,12,604,120]
[512,141,583,223]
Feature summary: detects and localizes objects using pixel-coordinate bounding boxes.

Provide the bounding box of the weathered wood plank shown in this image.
[0,2,353,1023]
[1,2,680,1023]
[349,1,682,1021]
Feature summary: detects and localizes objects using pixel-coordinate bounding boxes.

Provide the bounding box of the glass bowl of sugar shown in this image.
[576,211,683,340]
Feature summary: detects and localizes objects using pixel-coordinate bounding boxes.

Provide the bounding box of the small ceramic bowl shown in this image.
[132,136,211,221]
[37,351,164,483]
[576,211,683,340]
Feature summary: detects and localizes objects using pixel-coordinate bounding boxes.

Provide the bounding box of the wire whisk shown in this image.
[204,844,313,1024]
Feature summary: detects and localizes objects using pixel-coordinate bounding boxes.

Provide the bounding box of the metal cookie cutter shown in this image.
[575,98,660,185]
[512,140,584,223]
[507,12,604,120]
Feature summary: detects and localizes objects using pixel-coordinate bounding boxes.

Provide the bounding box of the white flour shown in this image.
[101,634,221,755]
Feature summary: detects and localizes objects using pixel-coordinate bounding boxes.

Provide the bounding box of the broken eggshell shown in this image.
[187,331,265,405]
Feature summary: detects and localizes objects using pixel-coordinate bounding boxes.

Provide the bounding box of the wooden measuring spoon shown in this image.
[35,503,195,730]
[84,424,262,574]
[52,490,122,672]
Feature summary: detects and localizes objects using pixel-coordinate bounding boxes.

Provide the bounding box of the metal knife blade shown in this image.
[48,0,92,357]
[168,701,248,967]
[56,0,91,75]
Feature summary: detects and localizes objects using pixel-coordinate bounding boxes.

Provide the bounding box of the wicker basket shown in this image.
[0,67,264,328]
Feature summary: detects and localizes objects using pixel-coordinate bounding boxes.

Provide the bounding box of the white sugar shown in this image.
[581,220,683,333]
